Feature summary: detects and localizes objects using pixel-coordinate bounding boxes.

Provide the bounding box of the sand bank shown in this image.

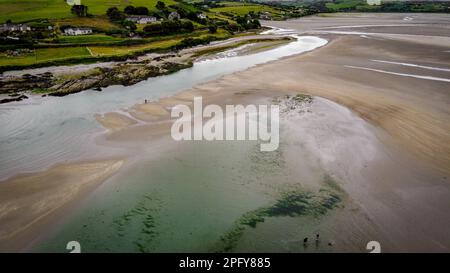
[92,20,450,251]
[0,159,124,251]
[3,13,450,252]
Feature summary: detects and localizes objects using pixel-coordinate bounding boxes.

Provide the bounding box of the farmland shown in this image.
[0,0,292,72]
[0,46,91,67]
[0,29,231,69]
[49,34,126,44]
[0,0,177,23]
[210,3,283,17]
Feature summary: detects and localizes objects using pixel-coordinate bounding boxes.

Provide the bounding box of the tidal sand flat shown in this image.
[0,159,123,251]
[0,34,327,251]
[1,13,450,252]
[35,95,382,253]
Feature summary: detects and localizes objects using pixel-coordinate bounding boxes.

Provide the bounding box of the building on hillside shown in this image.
[125,15,157,24]
[197,13,207,19]
[168,11,181,21]
[367,0,381,5]
[0,24,31,33]
[63,27,92,36]
[66,0,82,6]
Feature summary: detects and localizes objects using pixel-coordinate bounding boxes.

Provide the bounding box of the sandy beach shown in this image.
[0,159,123,251]
[1,13,449,252]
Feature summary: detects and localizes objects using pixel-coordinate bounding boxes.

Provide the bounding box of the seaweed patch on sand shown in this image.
[214,175,346,252]
[273,93,313,115]
[113,193,162,253]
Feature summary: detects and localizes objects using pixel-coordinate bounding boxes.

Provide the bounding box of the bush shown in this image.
[142,20,194,36]
[143,23,163,35]
[107,7,125,21]
[208,25,217,34]
[172,35,217,50]
[181,21,194,32]
[124,5,135,15]
[135,7,149,15]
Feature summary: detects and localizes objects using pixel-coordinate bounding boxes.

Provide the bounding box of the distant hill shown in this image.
[0,0,178,23]
[253,0,450,13]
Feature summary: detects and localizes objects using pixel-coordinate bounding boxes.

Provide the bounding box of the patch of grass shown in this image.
[88,29,230,57]
[325,0,366,11]
[88,39,179,56]
[0,29,230,71]
[0,0,178,23]
[0,53,34,67]
[215,175,346,252]
[0,0,74,23]
[52,16,121,32]
[82,0,178,15]
[50,34,126,44]
[0,46,91,67]
[55,67,103,83]
[292,94,313,103]
[210,4,282,17]
[36,46,91,61]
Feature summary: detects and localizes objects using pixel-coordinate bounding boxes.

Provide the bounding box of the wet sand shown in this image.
[1,13,450,252]
[92,14,450,251]
[0,159,124,251]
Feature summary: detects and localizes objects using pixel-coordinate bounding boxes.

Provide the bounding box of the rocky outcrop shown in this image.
[0,94,28,104]
[47,61,192,97]
[0,72,53,94]
[0,57,194,102]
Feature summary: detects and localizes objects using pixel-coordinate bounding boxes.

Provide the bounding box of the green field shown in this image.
[0,0,177,23]
[52,16,122,31]
[0,46,91,66]
[325,0,366,11]
[0,29,230,68]
[89,29,229,56]
[210,4,282,17]
[50,34,126,44]
[0,0,265,70]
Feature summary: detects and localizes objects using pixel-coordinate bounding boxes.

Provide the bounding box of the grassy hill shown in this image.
[0,0,281,71]
[210,2,282,16]
[0,0,177,23]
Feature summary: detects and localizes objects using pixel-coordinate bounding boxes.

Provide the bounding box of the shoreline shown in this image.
[85,19,450,251]
[0,159,124,252]
[0,35,292,103]
[0,33,311,251]
[1,13,450,252]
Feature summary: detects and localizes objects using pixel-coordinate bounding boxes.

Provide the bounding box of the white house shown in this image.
[367,0,381,5]
[197,13,207,19]
[0,24,31,33]
[64,27,92,36]
[66,0,81,6]
[125,16,157,24]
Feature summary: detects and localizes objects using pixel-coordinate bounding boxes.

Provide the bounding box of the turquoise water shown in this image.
[0,33,336,252]
[34,116,342,253]
[35,140,282,252]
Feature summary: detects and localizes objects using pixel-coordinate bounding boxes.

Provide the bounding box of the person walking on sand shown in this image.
[145,99,148,104]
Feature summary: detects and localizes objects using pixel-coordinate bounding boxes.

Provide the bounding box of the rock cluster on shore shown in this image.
[0,72,54,94]
[0,58,193,102]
